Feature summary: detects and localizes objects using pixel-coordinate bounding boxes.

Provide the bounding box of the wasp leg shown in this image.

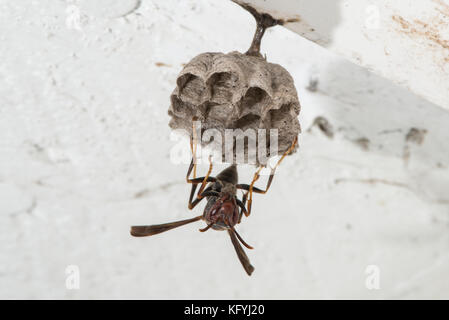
[186,158,217,210]
[239,166,263,217]
[186,117,216,208]
[186,124,198,183]
[186,158,217,184]
[236,197,248,224]
[236,137,298,217]
[186,116,216,185]
[196,155,214,199]
[185,118,219,210]
[188,184,214,210]
[190,116,200,179]
[187,173,217,209]
[186,144,217,210]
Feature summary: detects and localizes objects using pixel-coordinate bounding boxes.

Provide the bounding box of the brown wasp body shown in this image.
[131,125,297,276]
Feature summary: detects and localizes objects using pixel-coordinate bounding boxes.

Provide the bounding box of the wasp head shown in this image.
[203,193,240,231]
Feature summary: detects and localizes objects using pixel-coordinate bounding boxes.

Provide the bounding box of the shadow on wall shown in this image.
[312,58,449,204]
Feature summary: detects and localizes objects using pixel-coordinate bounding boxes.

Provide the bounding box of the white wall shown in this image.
[1,0,448,299]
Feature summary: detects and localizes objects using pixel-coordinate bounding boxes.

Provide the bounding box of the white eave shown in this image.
[233,0,449,111]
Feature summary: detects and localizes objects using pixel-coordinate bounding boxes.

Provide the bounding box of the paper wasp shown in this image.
[131,122,297,276]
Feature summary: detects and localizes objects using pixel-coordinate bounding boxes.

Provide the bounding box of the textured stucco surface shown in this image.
[1,0,449,299]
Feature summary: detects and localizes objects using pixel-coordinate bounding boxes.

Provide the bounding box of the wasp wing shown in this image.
[131,216,202,237]
[228,229,255,276]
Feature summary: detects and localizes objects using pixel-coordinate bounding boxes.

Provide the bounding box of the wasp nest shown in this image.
[168,3,301,166]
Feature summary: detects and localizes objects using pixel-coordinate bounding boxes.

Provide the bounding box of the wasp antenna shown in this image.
[199,222,215,233]
[131,215,202,237]
[228,229,255,276]
[231,226,254,250]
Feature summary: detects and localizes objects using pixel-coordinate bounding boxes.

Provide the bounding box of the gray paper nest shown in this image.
[167,4,301,166]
